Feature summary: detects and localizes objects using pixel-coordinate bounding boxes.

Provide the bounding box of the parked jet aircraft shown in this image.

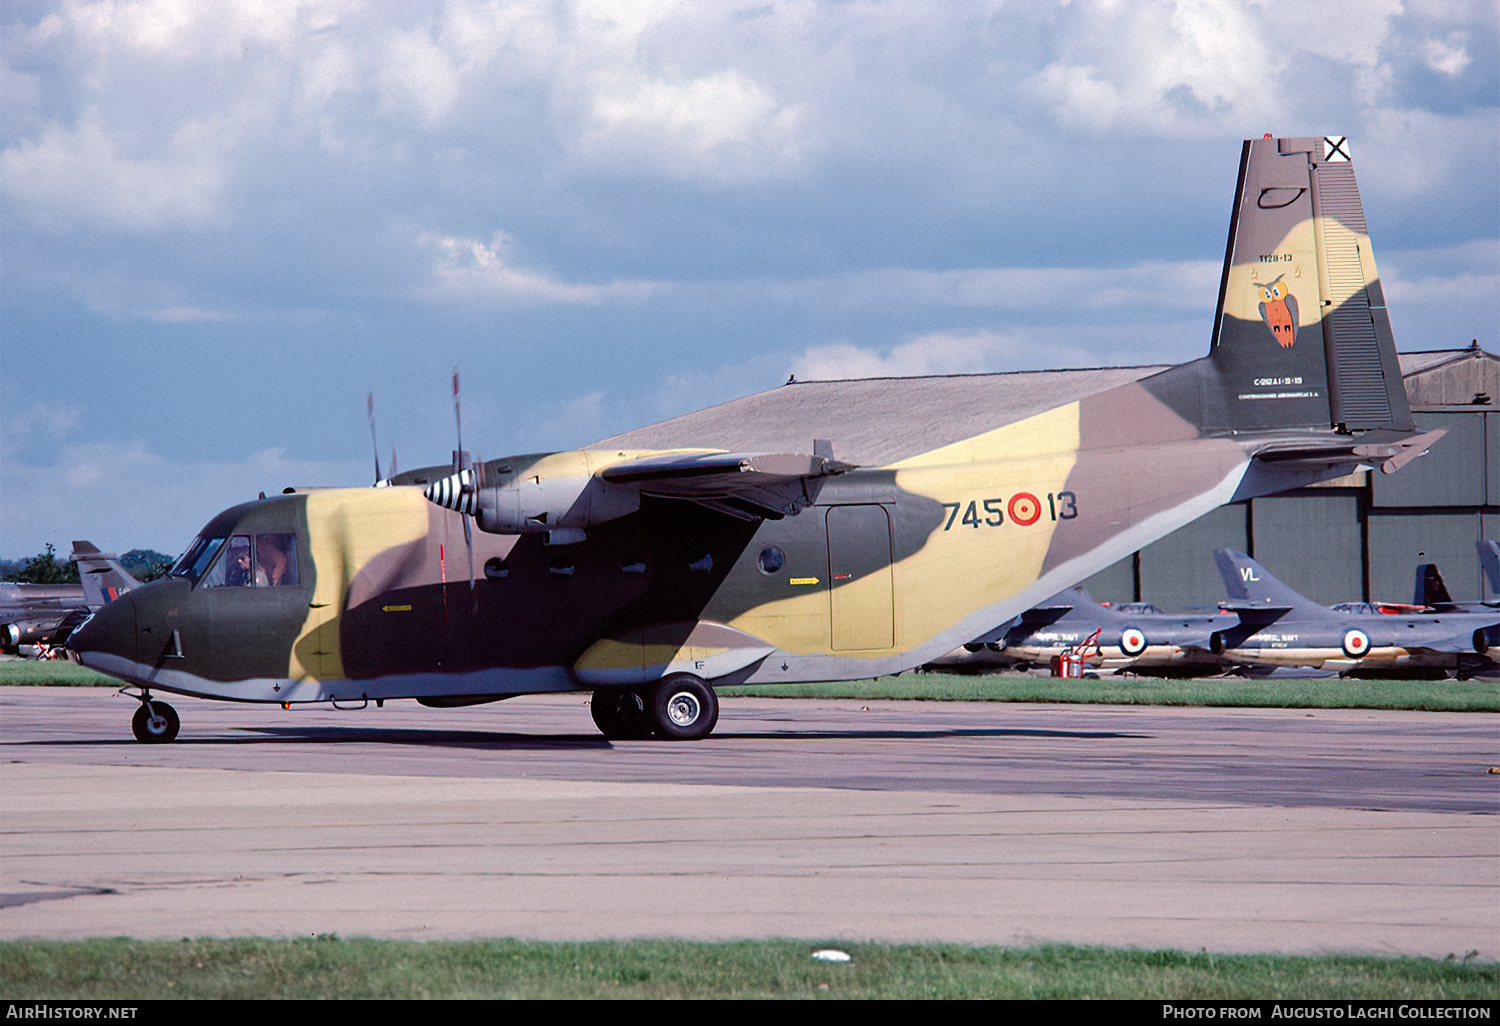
[69,135,1442,742]
[926,587,1234,676]
[1416,540,1500,611]
[2,543,140,654]
[1209,549,1499,678]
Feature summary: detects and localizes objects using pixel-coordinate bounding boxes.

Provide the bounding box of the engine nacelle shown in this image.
[425,451,640,536]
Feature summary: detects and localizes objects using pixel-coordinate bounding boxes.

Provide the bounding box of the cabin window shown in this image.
[688,553,713,574]
[756,546,785,575]
[549,557,574,576]
[620,552,647,574]
[257,534,299,586]
[484,557,509,580]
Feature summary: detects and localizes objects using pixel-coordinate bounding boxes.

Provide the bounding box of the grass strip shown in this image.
[1,938,1494,1000]
[3,659,1497,711]
[720,672,1500,712]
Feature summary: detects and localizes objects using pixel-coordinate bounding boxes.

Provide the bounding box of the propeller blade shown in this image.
[367,391,383,484]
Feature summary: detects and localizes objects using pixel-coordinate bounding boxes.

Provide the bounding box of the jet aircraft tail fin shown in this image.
[1145,136,1414,438]
[69,541,141,612]
[1213,548,1323,618]
[1479,540,1500,602]
[1415,562,1454,608]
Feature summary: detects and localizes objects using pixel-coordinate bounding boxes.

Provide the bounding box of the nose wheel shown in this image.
[131,697,180,744]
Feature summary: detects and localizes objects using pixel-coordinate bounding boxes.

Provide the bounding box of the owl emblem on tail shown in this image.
[1258,275,1298,348]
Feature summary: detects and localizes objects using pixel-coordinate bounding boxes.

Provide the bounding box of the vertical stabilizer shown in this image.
[1214,549,1324,612]
[1202,136,1413,434]
[1480,540,1500,602]
[69,541,141,612]
[1414,563,1453,607]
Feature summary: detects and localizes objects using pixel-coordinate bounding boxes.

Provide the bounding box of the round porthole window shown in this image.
[757,546,785,574]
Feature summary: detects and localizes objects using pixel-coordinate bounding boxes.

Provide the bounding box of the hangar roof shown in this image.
[593,365,1169,466]
[594,347,1496,466]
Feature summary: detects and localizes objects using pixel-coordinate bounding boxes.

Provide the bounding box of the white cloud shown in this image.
[421,231,664,305]
[1026,0,1283,134]
[1,441,369,556]
[790,328,1105,382]
[575,69,804,181]
[1420,34,1473,76]
[2,402,81,452]
[783,261,1224,313]
[0,109,230,231]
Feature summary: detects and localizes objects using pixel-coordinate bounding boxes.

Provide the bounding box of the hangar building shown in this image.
[1078,343,1498,608]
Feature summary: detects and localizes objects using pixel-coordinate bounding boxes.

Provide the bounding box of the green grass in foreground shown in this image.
[721,672,1500,712]
[4,658,1497,711]
[1,938,1494,1000]
[0,659,116,686]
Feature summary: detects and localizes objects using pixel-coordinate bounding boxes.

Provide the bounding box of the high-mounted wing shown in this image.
[423,445,854,539]
[598,450,853,520]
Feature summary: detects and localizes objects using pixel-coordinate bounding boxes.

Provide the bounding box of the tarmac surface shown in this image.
[1,685,1496,958]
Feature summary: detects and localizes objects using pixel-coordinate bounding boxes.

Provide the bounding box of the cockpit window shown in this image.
[203,534,300,588]
[171,536,225,584]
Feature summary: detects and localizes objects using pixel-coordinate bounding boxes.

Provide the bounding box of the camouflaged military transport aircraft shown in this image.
[69,135,1442,743]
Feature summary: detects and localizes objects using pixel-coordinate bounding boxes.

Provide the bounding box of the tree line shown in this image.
[0,544,175,585]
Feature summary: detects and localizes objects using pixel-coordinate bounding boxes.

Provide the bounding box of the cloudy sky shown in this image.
[2,0,1496,557]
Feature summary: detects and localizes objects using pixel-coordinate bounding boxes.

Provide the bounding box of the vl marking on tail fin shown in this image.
[1214,549,1323,618]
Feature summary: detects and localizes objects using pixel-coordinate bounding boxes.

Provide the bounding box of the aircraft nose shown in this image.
[67,593,136,668]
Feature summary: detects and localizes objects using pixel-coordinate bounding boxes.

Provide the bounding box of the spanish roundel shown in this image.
[1008,493,1041,526]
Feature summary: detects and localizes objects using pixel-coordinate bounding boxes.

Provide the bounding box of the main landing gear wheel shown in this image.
[590,688,654,740]
[131,699,180,744]
[648,674,719,741]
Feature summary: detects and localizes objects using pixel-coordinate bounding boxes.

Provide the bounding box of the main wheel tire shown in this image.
[131,701,179,744]
[589,688,654,740]
[648,674,719,741]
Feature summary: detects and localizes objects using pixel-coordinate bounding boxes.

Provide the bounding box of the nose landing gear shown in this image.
[129,692,180,744]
